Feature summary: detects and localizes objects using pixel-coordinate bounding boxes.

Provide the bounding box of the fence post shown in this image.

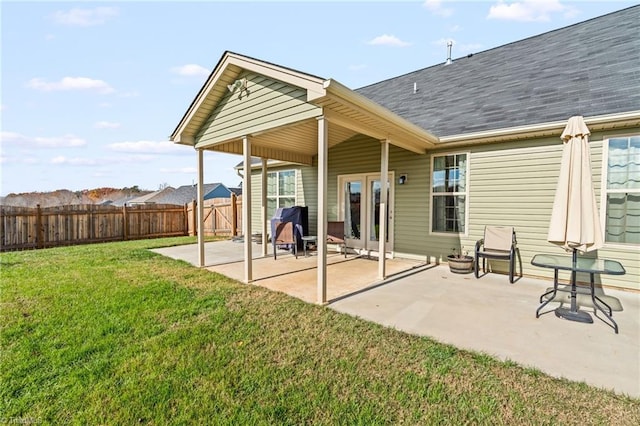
[89,205,94,241]
[192,200,197,236]
[122,204,128,241]
[36,204,44,249]
[231,193,238,236]
[184,203,189,236]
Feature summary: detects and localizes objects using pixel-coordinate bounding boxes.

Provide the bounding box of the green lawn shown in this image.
[1,237,638,425]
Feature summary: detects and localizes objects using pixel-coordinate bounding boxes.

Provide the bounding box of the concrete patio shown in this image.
[153,240,640,398]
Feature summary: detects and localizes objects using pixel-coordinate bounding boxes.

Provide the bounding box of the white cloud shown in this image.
[487,0,572,22]
[95,121,121,129]
[116,154,158,163]
[423,0,454,17]
[0,153,39,165]
[51,156,98,166]
[107,140,189,155]
[51,7,118,27]
[27,77,115,94]
[367,34,411,47]
[1,131,87,148]
[171,64,210,77]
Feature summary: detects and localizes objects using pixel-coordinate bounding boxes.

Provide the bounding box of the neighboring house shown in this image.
[127,183,235,205]
[228,187,242,197]
[163,183,236,204]
[127,187,177,205]
[171,5,640,295]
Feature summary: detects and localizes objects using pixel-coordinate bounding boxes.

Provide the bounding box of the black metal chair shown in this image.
[474,226,518,283]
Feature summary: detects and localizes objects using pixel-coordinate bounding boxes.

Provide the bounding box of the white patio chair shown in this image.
[474,226,518,283]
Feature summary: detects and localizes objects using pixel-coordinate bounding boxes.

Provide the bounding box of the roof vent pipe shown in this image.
[445,40,453,65]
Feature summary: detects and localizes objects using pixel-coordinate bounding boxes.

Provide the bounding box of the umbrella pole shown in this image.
[555,248,593,323]
[570,248,578,312]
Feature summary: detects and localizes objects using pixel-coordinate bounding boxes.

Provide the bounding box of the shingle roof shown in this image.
[153,184,221,205]
[356,5,640,137]
[127,188,175,205]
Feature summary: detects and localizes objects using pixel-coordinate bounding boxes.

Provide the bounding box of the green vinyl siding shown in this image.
[465,129,638,290]
[246,127,639,291]
[327,130,639,290]
[327,136,384,221]
[196,72,321,146]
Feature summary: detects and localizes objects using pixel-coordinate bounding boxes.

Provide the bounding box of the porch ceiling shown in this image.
[201,83,440,164]
[202,117,360,166]
[171,52,439,165]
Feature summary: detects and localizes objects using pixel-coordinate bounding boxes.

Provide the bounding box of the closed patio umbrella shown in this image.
[547,115,603,322]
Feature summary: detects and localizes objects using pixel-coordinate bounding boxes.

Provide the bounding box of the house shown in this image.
[171,5,640,302]
[127,187,176,205]
[127,183,235,205]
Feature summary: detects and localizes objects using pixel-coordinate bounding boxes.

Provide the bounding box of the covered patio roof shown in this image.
[169,51,440,304]
[170,51,439,165]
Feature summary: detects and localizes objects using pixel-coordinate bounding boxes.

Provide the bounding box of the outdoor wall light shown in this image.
[227,78,249,99]
[398,174,408,185]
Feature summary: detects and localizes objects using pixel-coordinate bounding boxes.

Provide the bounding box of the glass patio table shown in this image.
[531,253,626,333]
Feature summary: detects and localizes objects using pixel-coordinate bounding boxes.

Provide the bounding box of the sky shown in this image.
[1,0,638,196]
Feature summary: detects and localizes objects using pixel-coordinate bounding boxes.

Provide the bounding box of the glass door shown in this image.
[343,178,364,250]
[339,173,394,253]
[366,176,392,248]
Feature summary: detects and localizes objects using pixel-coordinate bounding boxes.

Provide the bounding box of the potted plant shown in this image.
[447,247,474,274]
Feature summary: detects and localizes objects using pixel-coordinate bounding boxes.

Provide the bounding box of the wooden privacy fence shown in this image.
[186,194,243,237]
[1,204,188,252]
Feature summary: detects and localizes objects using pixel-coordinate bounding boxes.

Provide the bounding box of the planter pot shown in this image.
[447,255,474,274]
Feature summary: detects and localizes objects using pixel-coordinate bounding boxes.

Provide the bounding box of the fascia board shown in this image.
[322,79,439,146]
[171,52,327,142]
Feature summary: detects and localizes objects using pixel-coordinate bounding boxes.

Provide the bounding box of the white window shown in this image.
[267,170,296,218]
[430,153,468,234]
[603,136,640,245]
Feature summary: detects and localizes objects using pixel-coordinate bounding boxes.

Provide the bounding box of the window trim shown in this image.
[429,151,470,236]
[600,134,640,249]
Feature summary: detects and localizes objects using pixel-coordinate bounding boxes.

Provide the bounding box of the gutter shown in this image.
[438,110,640,146]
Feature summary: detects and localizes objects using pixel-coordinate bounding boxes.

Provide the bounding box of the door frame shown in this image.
[337,172,395,255]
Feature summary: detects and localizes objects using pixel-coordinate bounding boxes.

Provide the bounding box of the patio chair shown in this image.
[474,226,518,283]
[273,221,297,260]
[327,221,347,258]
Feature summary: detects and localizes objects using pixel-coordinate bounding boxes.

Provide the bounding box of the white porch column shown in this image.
[243,136,253,283]
[317,116,328,304]
[378,139,389,279]
[261,158,268,257]
[196,148,205,267]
